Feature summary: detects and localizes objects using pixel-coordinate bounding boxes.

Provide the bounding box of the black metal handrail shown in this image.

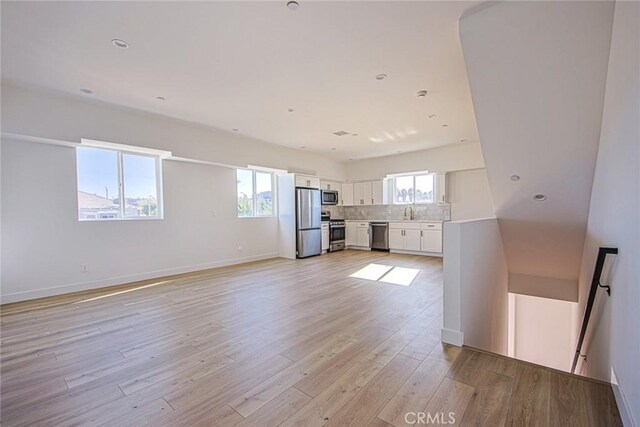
[571,247,618,373]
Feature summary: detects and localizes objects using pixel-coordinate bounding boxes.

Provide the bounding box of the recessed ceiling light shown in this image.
[80,88,93,94]
[331,148,336,151]
[333,131,349,136]
[351,134,358,137]
[232,128,239,132]
[111,39,129,49]
[511,175,520,181]
[286,1,299,11]
[533,194,547,201]
[417,90,428,98]
[376,74,387,80]
[460,138,468,143]
[156,96,166,101]
[288,108,294,112]
[428,114,436,119]
[300,146,306,148]
[442,124,448,128]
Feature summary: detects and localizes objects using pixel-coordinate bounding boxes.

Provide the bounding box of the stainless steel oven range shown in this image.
[328,219,346,252]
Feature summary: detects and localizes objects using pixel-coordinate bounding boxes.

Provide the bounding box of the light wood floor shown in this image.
[0,250,621,426]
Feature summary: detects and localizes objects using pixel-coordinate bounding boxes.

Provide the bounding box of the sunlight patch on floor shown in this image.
[73,280,171,304]
[379,267,420,286]
[349,263,394,281]
[349,263,420,287]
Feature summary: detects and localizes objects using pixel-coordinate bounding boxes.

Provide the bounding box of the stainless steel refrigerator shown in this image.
[296,188,322,258]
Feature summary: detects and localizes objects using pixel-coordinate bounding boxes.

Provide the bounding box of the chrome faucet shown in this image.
[403,206,414,220]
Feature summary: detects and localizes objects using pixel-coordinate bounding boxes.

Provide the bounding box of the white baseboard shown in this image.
[611,367,636,427]
[390,249,443,257]
[441,328,464,346]
[345,247,443,257]
[0,252,279,304]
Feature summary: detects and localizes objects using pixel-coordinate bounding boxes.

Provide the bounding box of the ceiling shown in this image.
[1,1,480,161]
[460,1,614,289]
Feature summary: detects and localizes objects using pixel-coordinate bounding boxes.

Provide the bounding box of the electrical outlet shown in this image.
[80,264,89,273]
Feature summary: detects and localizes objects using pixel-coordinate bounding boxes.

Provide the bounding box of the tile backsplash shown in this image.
[324,204,450,221]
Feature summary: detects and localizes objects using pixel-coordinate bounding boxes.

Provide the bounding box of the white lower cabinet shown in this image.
[405,229,422,251]
[420,223,443,253]
[346,222,358,246]
[389,228,404,250]
[389,222,421,250]
[357,226,369,247]
[389,221,442,253]
[346,221,370,247]
[322,223,329,252]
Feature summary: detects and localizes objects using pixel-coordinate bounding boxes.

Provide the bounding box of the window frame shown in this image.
[392,172,436,205]
[76,146,164,221]
[236,168,276,218]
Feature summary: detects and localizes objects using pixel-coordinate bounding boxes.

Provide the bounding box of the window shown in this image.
[393,173,435,204]
[76,146,162,220]
[237,169,274,217]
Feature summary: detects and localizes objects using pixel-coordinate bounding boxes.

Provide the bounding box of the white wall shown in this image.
[0,84,346,303]
[447,168,494,221]
[575,2,639,425]
[345,143,495,221]
[511,293,577,372]
[1,84,347,180]
[1,139,279,302]
[345,142,485,181]
[442,218,508,354]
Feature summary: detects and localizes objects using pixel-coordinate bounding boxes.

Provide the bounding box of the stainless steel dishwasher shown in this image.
[369,222,389,251]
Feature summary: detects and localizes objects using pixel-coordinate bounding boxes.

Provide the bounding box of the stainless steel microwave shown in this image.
[321,190,339,205]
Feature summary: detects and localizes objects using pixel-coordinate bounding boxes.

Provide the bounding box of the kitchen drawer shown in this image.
[389,222,421,230]
[420,222,442,230]
[356,222,369,228]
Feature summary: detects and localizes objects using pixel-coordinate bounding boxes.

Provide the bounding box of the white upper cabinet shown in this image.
[372,180,384,205]
[342,183,354,206]
[320,181,340,191]
[353,182,365,205]
[435,172,447,203]
[363,183,373,205]
[353,182,373,205]
[318,179,386,206]
[295,175,320,189]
